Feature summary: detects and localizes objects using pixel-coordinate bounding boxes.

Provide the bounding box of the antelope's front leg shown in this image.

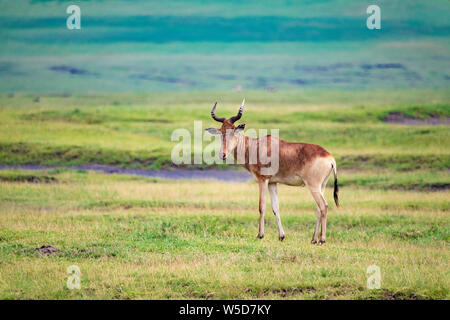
[257,179,268,239]
[269,183,285,241]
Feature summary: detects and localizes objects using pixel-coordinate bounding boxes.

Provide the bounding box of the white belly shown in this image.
[269,174,305,186]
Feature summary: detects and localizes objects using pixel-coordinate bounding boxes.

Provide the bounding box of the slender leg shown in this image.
[319,183,328,244]
[312,182,327,244]
[311,206,321,244]
[309,189,328,245]
[269,183,285,241]
[257,179,268,239]
[319,192,328,244]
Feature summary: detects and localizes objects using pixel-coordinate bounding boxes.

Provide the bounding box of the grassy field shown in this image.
[0,90,449,299]
[1,90,449,172]
[0,169,448,299]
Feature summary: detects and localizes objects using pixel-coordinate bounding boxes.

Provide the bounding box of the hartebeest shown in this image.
[206,100,340,244]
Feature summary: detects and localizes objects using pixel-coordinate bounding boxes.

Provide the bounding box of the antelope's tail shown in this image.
[331,163,340,208]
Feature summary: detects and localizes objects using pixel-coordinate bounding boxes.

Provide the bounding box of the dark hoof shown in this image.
[279,235,285,241]
[319,239,326,245]
[257,234,264,239]
[311,239,317,244]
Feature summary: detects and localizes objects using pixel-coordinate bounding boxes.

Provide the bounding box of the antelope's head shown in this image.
[205,99,246,160]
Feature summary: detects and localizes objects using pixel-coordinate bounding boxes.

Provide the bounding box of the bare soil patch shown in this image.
[35,245,59,256]
[0,174,57,183]
[383,112,450,125]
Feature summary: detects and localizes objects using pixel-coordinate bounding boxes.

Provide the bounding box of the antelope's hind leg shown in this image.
[308,185,328,245]
[307,164,332,244]
[269,183,285,241]
[311,205,321,244]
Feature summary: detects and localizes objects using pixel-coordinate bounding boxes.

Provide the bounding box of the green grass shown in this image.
[0,170,448,299]
[0,90,449,299]
[0,90,449,171]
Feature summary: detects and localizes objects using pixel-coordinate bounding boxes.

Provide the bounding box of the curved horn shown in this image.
[229,98,245,123]
[211,102,225,123]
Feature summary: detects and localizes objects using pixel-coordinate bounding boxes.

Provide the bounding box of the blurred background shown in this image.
[0,0,449,93]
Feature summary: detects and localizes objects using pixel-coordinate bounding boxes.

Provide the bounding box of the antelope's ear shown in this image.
[205,128,221,135]
[235,123,246,133]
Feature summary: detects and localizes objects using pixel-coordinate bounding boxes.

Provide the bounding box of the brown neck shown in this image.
[232,134,252,169]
